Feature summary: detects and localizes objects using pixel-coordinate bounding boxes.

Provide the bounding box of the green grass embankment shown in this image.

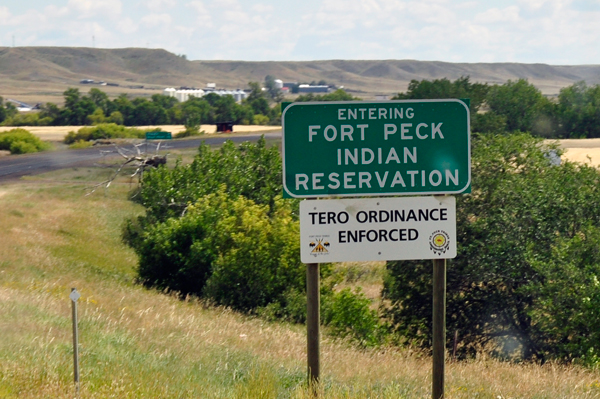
[0,167,599,398]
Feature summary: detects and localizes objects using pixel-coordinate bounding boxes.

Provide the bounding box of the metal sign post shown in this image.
[70,288,81,396]
[432,259,446,399]
[306,262,320,393]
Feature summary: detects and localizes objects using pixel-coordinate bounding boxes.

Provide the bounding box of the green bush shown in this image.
[0,128,50,154]
[127,137,388,345]
[68,139,94,149]
[174,126,204,138]
[10,141,38,154]
[0,112,53,127]
[131,137,286,224]
[63,123,158,144]
[524,223,600,365]
[202,193,304,311]
[137,188,307,312]
[323,288,386,347]
[384,133,600,361]
[252,114,270,125]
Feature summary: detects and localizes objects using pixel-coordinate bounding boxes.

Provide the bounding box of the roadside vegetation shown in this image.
[63,124,162,145]
[0,128,51,154]
[1,169,600,398]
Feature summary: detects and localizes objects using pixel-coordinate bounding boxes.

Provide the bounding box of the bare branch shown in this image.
[85,142,168,195]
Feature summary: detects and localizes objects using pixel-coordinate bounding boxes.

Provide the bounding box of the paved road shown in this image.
[0,132,281,183]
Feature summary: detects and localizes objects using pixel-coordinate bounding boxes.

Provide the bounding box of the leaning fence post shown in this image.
[70,288,81,396]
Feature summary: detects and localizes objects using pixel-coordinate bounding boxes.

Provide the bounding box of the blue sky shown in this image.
[1,0,599,64]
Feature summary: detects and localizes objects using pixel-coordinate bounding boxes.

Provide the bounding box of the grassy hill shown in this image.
[1,46,600,105]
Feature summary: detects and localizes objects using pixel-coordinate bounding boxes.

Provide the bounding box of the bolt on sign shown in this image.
[282,100,470,198]
[300,196,456,263]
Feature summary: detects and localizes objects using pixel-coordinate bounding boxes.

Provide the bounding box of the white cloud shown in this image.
[44,4,70,18]
[146,0,177,12]
[141,13,173,28]
[67,0,123,18]
[475,6,520,23]
[0,6,11,25]
[117,17,138,34]
[187,1,213,26]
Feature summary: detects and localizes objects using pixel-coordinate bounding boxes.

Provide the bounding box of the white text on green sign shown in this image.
[282,100,470,197]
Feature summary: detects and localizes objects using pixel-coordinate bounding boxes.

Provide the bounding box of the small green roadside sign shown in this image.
[282,100,470,198]
[145,131,172,140]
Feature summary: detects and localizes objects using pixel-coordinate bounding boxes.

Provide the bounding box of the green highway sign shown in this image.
[145,131,172,140]
[282,100,471,198]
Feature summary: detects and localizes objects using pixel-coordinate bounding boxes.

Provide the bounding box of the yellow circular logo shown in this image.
[429,230,450,254]
[433,234,446,247]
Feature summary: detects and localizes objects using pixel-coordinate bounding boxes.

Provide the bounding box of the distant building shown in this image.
[298,84,330,93]
[163,86,247,102]
[7,99,37,112]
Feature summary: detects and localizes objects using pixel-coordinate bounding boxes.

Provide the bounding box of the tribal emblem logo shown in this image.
[429,230,450,255]
[309,239,330,254]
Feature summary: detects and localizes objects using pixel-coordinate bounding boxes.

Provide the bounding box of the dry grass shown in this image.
[0,169,600,397]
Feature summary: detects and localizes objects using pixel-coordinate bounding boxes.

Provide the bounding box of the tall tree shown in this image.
[393,76,489,113]
[61,88,96,125]
[557,81,600,138]
[486,79,556,135]
[0,97,7,124]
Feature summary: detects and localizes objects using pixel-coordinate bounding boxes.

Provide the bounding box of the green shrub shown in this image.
[0,112,52,127]
[68,140,94,149]
[128,137,388,342]
[9,141,38,154]
[323,288,386,347]
[252,114,270,125]
[257,288,308,323]
[137,189,306,312]
[0,128,50,154]
[63,123,158,144]
[174,126,204,138]
[384,133,600,361]
[131,137,286,224]
[202,193,304,311]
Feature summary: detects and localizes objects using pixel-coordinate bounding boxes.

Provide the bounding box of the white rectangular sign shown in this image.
[300,196,456,263]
